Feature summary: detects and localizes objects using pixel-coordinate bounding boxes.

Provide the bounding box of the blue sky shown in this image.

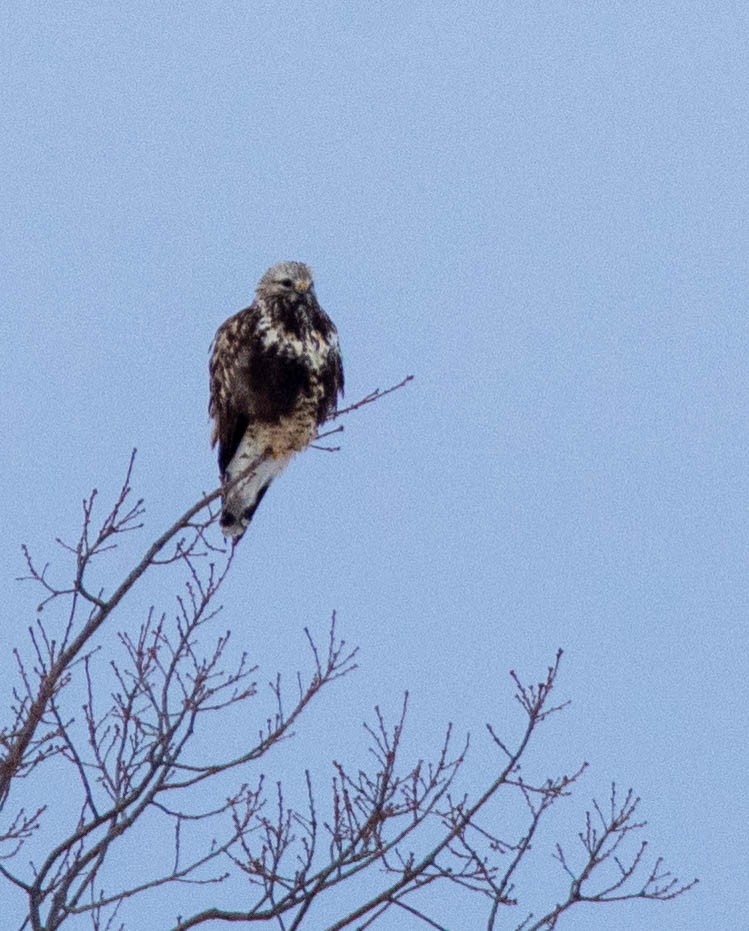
[1,3,747,929]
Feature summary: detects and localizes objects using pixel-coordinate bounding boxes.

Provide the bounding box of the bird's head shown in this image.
[257,261,315,303]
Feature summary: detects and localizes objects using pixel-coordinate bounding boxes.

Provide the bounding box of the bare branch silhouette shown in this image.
[1,376,695,930]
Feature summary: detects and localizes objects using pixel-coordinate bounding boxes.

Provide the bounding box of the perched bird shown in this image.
[209,261,344,538]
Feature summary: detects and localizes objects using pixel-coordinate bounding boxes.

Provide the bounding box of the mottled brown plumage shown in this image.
[209,261,344,537]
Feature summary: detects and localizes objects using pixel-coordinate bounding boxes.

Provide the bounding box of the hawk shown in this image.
[209,261,344,538]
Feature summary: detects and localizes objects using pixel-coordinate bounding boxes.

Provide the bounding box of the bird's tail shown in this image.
[220,482,271,538]
[220,445,292,539]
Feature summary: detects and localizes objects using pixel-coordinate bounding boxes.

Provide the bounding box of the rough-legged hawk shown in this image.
[209,261,344,538]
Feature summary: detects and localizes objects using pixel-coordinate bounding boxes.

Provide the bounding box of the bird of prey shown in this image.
[209,261,344,538]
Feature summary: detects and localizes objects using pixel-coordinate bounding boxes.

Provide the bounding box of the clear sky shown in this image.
[1,3,747,929]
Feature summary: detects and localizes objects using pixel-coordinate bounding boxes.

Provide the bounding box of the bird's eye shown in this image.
[279,278,294,288]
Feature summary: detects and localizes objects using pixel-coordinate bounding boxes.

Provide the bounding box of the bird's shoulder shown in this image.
[212,303,262,350]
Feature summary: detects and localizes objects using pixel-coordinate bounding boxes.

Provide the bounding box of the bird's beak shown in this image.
[294,279,312,295]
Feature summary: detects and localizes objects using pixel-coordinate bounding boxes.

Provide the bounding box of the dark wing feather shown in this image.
[316,340,344,425]
[216,409,248,476]
[306,301,344,424]
[209,307,256,477]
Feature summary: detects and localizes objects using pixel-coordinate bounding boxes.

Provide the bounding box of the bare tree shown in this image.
[0,378,695,930]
